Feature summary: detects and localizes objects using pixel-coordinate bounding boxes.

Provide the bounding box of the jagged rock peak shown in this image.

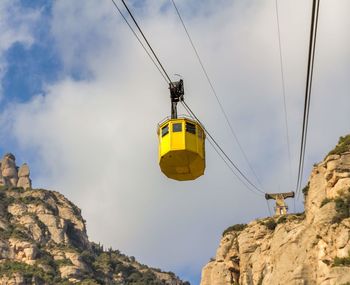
[0,153,32,189]
[0,153,188,284]
[201,135,350,285]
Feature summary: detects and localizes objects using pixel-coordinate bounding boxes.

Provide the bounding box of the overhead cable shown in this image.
[119,0,173,85]
[182,103,263,197]
[275,0,293,185]
[266,200,272,216]
[111,0,169,85]
[296,0,320,198]
[112,0,265,197]
[171,0,263,188]
[182,101,265,195]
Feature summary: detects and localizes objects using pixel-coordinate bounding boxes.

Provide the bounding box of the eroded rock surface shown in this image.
[0,153,187,284]
[1,153,18,187]
[17,164,31,190]
[201,148,350,285]
[0,154,31,189]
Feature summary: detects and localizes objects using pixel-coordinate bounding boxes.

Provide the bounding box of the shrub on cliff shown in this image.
[328,135,350,156]
[264,218,277,230]
[222,224,247,236]
[302,183,310,197]
[333,251,350,267]
[320,198,332,207]
[0,261,63,283]
[332,190,350,223]
[276,215,288,224]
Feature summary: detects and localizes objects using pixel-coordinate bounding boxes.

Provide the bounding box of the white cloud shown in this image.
[1,0,350,282]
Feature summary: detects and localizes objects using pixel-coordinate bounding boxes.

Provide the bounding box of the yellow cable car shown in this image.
[157,80,206,181]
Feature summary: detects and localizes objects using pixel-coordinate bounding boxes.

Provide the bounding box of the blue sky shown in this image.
[2,1,55,103]
[1,1,350,284]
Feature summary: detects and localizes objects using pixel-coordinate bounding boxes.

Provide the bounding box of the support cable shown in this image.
[182,103,263,197]
[296,0,320,198]
[293,197,296,213]
[183,102,272,218]
[266,200,272,216]
[275,0,293,186]
[111,0,169,85]
[119,0,173,85]
[182,101,265,195]
[171,0,263,187]
[112,0,267,199]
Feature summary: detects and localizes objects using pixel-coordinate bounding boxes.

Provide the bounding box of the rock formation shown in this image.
[0,154,188,284]
[201,136,350,285]
[17,163,31,190]
[0,154,32,189]
[1,153,19,187]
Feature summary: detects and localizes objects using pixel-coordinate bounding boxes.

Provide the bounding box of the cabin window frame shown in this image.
[172,123,182,132]
[161,124,169,137]
[186,122,196,134]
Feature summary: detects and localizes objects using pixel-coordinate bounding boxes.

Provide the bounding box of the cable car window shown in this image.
[173,123,182,132]
[186,122,196,134]
[162,125,169,137]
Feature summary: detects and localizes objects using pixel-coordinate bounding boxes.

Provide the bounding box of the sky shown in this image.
[0,0,349,284]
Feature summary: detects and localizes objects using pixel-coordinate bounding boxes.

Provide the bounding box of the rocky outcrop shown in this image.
[1,153,18,187]
[201,137,350,285]
[0,154,31,189]
[0,155,188,285]
[17,164,31,190]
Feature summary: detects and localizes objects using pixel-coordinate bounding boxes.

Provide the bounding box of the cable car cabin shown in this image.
[157,117,206,181]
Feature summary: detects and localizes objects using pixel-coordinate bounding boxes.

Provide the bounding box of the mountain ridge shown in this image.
[0,186,188,284]
[200,136,350,285]
[0,153,188,285]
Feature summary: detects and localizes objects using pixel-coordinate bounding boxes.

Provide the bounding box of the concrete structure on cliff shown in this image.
[0,153,31,189]
[201,150,350,285]
[265,191,295,216]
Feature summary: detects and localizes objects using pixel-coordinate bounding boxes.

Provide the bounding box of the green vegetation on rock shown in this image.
[320,198,332,208]
[55,258,74,267]
[302,183,310,197]
[0,261,71,284]
[332,189,350,223]
[318,189,350,223]
[276,215,287,224]
[0,183,187,284]
[222,224,247,236]
[264,218,277,230]
[333,251,350,267]
[328,135,350,156]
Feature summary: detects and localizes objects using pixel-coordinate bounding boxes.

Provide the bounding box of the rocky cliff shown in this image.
[0,153,31,190]
[0,154,188,285]
[201,136,350,285]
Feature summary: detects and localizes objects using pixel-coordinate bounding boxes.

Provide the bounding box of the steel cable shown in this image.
[296,0,320,198]
[111,0,169,85]
[275,0,293,186]
[171,0,263,188]
[112,0,268,201]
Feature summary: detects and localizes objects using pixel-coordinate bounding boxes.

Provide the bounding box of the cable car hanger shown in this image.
[157,80,206,181]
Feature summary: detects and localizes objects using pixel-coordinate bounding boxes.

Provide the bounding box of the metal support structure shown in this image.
[169,79,184,119]
[171,102,178,119]
[265,191,295,216]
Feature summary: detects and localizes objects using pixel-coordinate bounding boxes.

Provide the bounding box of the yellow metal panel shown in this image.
[170,121,185,150]
[159,150,205,181]
[157,117,206,181]
[160,133,170,157]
